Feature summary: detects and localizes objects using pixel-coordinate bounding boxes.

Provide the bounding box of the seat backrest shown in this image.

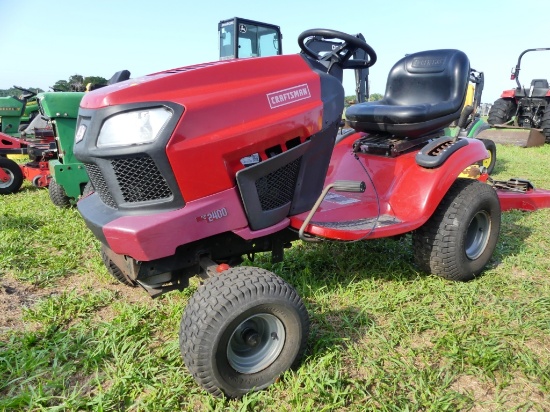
[529,78,549,97]
[531,79,549,89]
[108,70,131,85]
[384,49,470,110]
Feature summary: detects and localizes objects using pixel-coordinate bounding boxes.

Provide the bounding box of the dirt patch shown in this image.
[0,270,153,339]
[0,274,48,337]
[450,373,549,411]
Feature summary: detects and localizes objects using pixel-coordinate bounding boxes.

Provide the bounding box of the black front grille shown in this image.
[85,164,117,208]
[255,157,301,211]
[112,156,172,203]
[84,155,172,208]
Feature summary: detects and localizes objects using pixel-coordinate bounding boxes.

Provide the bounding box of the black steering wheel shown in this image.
[14,85,37,99]
[298,29,377,69]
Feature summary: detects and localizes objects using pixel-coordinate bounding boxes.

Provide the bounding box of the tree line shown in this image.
[0,87,43,97]
[0,74,108,97]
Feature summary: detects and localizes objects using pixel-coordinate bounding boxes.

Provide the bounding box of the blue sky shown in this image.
[1,0,549,103]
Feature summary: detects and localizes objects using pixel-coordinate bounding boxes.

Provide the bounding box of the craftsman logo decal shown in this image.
[267,84,311,109]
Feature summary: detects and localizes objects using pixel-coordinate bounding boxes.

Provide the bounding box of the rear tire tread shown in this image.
[487,98,516,125]
[412,179,501,281]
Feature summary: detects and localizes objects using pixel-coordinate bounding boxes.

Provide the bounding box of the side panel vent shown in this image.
[237,142,309,230]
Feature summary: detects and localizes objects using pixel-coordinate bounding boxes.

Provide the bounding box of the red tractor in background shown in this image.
[73,29,550,398]
[487,48,550,143]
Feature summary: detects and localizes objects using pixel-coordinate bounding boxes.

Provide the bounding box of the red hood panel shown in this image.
[80,55,313,108]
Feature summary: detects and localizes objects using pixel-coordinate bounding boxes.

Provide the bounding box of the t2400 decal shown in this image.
[196,207,229,223]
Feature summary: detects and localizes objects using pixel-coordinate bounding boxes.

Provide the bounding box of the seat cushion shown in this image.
[346,49,469,138]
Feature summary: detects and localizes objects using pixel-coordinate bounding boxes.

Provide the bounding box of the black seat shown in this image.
[530,78,549,97]
[108,70,131,85]
[346,49,470,138]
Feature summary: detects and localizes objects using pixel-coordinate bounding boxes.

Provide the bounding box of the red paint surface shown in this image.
[103,186,248,261]
[81,55,324,201]
[290,136,490,240]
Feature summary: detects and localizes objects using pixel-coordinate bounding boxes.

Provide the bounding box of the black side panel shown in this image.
[236,119,340,231]
[290,121,338,214]
[237,141,309,231]
[237,57,344,231]
[302,55,345,126]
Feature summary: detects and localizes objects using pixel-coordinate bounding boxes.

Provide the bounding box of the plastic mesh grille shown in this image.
[255,157,301,211]
[85,164,117,208]
[111,156,172,203]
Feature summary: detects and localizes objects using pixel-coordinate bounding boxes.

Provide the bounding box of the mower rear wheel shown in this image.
[487,98,516,125]
[0,157,23,195]
[100,249,136,287]
[412,178,501,281]
[179,267,309,398]
[541,104,550,142]
[48,178,72,208]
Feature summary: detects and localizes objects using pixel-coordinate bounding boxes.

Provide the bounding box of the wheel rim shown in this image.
[465,210,491,260]
[32,175,42,187]
[481,151,492,169]
[227,313,285,374]
[0,168,14,188]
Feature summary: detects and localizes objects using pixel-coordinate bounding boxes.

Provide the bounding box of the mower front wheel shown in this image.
[179,267,309,398]
[100,249,136,287]
[412,178,501,281]
[0,157,23,195]
[48,178,72,208]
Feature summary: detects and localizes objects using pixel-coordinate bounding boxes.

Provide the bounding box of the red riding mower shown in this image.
[73,29,550,398]
[0,128,56,194]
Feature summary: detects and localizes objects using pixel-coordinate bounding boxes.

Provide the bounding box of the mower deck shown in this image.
[477,126,546,147]
[496,184,550,211]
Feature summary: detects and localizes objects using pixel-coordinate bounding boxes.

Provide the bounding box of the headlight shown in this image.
[97,107,172,147]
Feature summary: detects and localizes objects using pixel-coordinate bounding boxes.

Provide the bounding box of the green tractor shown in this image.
[0,86,40,137]
[218,17,282,60]
[41,70,131,207]
[37,91,88,207]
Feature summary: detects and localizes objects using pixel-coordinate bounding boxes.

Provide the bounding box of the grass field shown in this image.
[1,144,550,411]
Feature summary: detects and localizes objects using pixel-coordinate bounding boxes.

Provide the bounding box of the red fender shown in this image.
[501,90,516,99]
[290,135,489,240]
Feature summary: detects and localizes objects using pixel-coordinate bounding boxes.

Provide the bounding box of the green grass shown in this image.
[1,144,550,411]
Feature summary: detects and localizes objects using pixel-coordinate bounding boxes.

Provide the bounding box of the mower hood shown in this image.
[80,55,314,109]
